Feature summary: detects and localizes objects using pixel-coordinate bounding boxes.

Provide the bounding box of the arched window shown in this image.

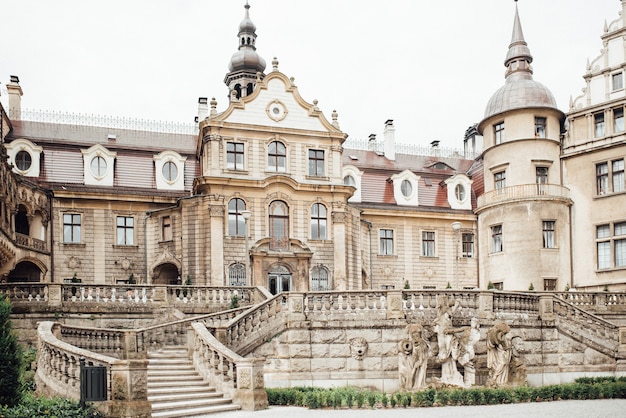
[343,175,356,187]
[15,205,29,236]
[229,263,246,286]
[311,265,329,291]
[268,141,286,172]
[310,203,327,240]
[269,200,289,250]
[228,198,246,236]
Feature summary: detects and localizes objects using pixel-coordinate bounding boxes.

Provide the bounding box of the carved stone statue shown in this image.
[349,337,368,360]
[398,324,431,390]
[433,297,465,386]
[508,336,527,386]
[486,321,512,386]
[455,316,481,387]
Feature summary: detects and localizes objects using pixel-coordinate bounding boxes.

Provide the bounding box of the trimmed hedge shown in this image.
[0,393,104,418]
[266,378,626,409]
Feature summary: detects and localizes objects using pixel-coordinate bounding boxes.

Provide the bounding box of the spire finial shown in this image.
[504,0,533,79]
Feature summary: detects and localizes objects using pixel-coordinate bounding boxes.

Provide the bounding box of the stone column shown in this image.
[209,204,225,286]
[332,210,347,290]
[233,359,268,411]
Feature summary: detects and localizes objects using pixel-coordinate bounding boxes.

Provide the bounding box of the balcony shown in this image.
[15,233,48,252]
[477,184,571,210]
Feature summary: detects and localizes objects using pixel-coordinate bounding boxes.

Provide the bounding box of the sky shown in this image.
[0,0,622,149]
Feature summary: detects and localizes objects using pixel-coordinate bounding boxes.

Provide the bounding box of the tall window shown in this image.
[379,229,394,255]
[310,203,327,240]
[462,233,474,258]
[116,216,134,245]
[269,201,289,250]
[542,221,555,249]
[594,112,605,137]
[494,171,506,192]
[268,141,286,172]
[597,222,626,269]
[228,263,246,286]
[614,107,624,133]
[226,142,245,170]
[308,149,325,176]
[491,224,503,253]
[311,265,329,291]
[596,162,609,195]
[162,216,172,241]
[613,159,625,193]
[455,184,466,201]
[536,167,548,194]
[63,214,81,244]
[534,117,546,138]
[421,231,435,257]
[15,150,32,171]
[613,72,624,91]
[228,198,247,236]
[494,122,504,144]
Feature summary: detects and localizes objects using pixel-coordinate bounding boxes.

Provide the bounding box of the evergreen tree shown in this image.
[0,294,21,407]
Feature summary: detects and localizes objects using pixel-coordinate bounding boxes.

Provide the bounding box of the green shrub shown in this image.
[0,294,21,407]
[346,390,354,408]
[0,392,104,418]
[367,391,377,408]
[381,392,388,408]
[355,391,364,408]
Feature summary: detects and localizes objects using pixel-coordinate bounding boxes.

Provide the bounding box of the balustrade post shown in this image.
[122,331,145,360]
[104,360,151,418]
[595,293,608,312]
[478,291,495,319]
[386,290,404,319]
[233,358,268,411]
[48,284,62,308]
[287,292,306,323]
[538,295,555,321]
[214,327,227,345]
[152,286,168,306]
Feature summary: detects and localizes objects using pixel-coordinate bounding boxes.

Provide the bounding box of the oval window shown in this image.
[401,179,413,198]
[455,184,466,201]
[90,156,107,177]
[15,150,32,171]
[162,161,178,182]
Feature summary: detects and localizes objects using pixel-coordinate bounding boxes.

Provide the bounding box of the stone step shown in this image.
[151,403,241,418]
[148,391,224,403]
[147,368,198,377]
[148,384,216,395]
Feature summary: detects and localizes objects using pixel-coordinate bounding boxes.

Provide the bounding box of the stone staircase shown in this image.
[147,346,241,417]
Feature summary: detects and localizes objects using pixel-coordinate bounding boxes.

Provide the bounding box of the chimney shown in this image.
[430,140,440,157]
[7,75,23,120]
[197,97,208,122]
[368,134,377,151]
[383,119,395,161]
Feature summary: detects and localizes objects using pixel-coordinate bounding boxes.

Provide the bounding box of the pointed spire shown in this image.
[504,1,533,79]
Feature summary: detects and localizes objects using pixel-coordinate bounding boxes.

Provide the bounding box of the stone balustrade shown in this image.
[191,323,267,410]
[493,292,539,316]
[218,294,285,356]
[60,324,127,359]
[36,322,150,418]
[303,290,388,316]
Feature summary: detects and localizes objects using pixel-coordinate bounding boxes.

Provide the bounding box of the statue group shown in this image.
[399,296,525,390]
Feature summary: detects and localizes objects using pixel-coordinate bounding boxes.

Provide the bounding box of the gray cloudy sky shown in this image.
[0,0,621,148]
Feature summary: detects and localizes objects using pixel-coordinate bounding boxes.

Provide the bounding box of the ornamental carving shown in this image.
[66,256,81,270]
[209,205,224,217]
[238,368,251,389]
[349,337,368,360]
[332,212,346,223]
[254,369,265,389]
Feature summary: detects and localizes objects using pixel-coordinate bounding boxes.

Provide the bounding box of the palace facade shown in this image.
[1,2,625,293]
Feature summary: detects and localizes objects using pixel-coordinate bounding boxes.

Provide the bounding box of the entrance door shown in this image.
[268,273,292,295]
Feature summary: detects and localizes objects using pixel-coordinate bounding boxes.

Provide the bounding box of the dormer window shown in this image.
[6,138,43,177]
[15,150,32,171]
[154,150,186,190]
[455,184,466,201]
[390,170,420,206]
[162,161,178,182]
[82,144,116,186]
[90,156,107,178]
[401,179,413,198]
[445,174,472,210]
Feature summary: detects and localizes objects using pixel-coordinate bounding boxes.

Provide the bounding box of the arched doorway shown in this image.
[268,264,291,295]
[152,263,179,285]
[15,205,29,236]
[8,260,42,282]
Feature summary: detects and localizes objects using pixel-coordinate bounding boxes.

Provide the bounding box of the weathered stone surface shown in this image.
[560,352,584,366]
[288,330,312,344]
[289,344,312,358]
[584,347,613,365]
[310,343,330,358]
[328,344,350,358]
[289,359,312,373]
[310,357,346,372]
[311,329,345,344]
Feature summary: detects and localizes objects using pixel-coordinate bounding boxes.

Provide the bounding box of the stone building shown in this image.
[0,2,625,292]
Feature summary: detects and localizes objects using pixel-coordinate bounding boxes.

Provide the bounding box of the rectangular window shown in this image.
[63,214,81,243]
[614,107,624,133]
[491,224,503,253]
[616,222,626,267]
[116,216,134,246]
[226,142,245,170]
[543,278,557,291]
[421,231,435,257]
[596,162,609,195]
[613,72,624,91]
[308,149,325,176]
[494,122,504,144]
[494,171,506,192]
[595,112,605,137]
[534,117,546,138]
[613,159,625,193]
[492,282,503,290]
[597,224,611,269]
[379,229,394,255]
[462,233,474,258]
[162,216,172,241]
[542,220,555,249]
